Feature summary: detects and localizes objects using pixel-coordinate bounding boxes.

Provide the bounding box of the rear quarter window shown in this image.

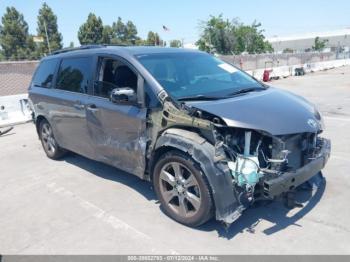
[32,59,58,88]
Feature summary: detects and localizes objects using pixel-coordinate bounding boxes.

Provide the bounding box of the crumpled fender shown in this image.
[154,128,244,223]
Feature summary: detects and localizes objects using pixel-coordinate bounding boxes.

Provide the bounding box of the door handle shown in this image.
[86,104,99,112]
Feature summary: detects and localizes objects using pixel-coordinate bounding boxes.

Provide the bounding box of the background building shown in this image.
[268,28,350,53]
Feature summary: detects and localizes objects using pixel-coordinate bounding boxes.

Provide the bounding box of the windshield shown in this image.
[136,52,264,100]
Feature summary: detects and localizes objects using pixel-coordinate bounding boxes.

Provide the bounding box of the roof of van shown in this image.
[44,45,201,60]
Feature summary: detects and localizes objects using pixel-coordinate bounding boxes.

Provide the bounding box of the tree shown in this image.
[312,36,328,51]
[146,31,164,46]
[112,17,126,43]
[110,17,139,45]
[234,21,273,54]
[78,15,141,46]
[196,15,236,54]
[170,39,182,48]
[196,14,273,55]
[26,35,37,60]
[102,25,113,44]
[78,13,104,44]
[0,7,34,60]
[0,24,2,59]
[125,21,139,44]
[36,2,62,55]
[135,38,147,46]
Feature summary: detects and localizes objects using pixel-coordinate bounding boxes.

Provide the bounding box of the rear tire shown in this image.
[153,150,213,227]
[39,119,67,160]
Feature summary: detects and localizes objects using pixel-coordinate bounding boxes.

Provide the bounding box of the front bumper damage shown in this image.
[222,137,331,224]
[263,138,331,198]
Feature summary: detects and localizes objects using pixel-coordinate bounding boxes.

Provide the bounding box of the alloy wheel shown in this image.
[41,123,56,155]
[159,161,202,218]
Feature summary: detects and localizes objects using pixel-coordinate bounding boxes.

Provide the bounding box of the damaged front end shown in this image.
[214,127,330,223]
[150,92,331,226]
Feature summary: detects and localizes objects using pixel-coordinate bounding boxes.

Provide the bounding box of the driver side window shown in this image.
[94,57,138,98]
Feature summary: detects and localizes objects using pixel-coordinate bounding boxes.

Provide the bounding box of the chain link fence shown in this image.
[0,61,38,96]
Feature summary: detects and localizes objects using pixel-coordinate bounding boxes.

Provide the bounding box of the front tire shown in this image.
[39,120,66,159]
[153,150,213,227]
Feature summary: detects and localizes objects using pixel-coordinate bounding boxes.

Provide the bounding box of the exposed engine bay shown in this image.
[216,127,327,203]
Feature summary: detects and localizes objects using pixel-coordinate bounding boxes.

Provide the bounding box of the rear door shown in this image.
[85,55,147,177]
[49,56,95,158]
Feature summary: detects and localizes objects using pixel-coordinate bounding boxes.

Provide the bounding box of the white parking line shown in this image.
[46,182,151,239]
[45,182,179,254]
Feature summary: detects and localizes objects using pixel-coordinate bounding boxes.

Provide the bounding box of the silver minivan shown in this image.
[29,45,330,227]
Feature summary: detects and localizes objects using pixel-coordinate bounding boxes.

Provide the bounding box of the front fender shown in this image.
[154,128,244,223]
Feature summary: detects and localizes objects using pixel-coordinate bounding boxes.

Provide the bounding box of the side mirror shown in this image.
[110,87,137,105]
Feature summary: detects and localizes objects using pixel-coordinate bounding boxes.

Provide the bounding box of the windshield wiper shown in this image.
[228,87,265,96]
[177,95,223,101]
[177,87,265,101]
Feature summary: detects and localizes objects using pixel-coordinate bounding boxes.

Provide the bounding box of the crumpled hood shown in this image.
[185,87,322,135]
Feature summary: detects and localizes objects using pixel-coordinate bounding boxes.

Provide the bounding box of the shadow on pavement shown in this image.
[198,178,326,239]
[64,153,156,201]
[64,153,326,240]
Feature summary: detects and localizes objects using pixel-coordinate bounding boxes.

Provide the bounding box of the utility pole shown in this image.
[43,20,51,54]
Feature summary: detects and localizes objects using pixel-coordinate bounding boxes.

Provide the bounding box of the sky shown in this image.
[0,0,349,47]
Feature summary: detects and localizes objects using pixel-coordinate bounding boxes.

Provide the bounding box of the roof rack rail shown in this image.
[50,45,105,55]
[102,43,128,47]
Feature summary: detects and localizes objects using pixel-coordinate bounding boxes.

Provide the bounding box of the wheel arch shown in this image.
[35,115,48,139]
[149,145,178,180]
[151,128,242,222]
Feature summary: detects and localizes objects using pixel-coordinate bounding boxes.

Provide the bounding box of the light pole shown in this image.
[43,20,51,54]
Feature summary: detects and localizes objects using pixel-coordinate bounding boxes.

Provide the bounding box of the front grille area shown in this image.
[271,133,318,171]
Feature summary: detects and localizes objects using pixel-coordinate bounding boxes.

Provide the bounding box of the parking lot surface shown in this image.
[1,66,350,254]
